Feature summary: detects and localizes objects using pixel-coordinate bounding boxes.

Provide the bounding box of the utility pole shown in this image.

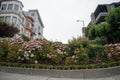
[76,20,85,36]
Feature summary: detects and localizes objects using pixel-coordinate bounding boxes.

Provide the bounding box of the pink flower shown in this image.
[35,60,38,64]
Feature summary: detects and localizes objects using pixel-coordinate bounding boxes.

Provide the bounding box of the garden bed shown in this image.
[0,62,120,78]
[0,61,120,70]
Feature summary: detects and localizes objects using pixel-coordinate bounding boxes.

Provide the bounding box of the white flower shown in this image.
[64,52,67,54]
[47,54,51,58]
[18,49,22,52]
[57,49,63,54]
[47,54,49,57]
[72,55,75,58]
[30,54,34,57]
[35,60,38,64]
[21,58,24,61]
[18,57,21,60]
[28,50,31,53]
[24,51,27,54]
[26,57,29,60]
[32,48,35,50]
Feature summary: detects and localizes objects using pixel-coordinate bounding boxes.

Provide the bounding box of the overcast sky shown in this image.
[21,0,120,43]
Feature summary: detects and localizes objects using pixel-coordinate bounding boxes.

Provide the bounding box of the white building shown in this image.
[0,0,44,39]
[24,10,44,39]
[28,10,44,39]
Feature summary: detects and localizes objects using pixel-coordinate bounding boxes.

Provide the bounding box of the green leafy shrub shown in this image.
[94,37,107,45]
[74,48,89,65]
[0,61,120,70]
[7,43,23,62]
[65,56,76,65]
[88,44,107,63]
[0,39,10,61]
[68,37,90,56]
[21,35,30,42]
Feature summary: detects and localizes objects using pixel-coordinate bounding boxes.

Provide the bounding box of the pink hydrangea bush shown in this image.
[105,43,120,61]
[1,38,69,64]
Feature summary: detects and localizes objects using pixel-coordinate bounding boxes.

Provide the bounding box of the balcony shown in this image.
[0,10,23,18]
[95,12,108,24]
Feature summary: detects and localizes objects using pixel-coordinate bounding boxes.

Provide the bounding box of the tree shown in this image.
[0,22,19,37]
[88,22,111,43]
[88,24,97,40]
[106,7,120,43]
[68,37,90,55]
[87,7,120,43]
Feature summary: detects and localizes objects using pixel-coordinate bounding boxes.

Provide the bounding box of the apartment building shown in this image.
[24,16,34,39]
[27,10,44,39]
[0,0,44,39]
[89,1,120,25]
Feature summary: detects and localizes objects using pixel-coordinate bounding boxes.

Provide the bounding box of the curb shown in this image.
[0,66,120,78]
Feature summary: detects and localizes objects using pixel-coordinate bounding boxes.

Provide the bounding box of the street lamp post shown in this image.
[76,20,85,36]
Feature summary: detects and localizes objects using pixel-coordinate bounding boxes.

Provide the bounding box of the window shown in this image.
[38,32,41,35]
[12,17,17,24]
[22,28,23,31]
[31,13,35,16]
[110,5,115,9]
[33,28,37,32]
[38,26,40,30]
[1,4,7,10]
[22,18,24,21]
[26,22,30,27]
[20,7,22,11]
[14,4,19,11]
[0,16,4,21]
[5,16,11,23]
[8,4,13,10]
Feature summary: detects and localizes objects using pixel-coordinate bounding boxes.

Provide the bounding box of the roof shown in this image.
[93,1,120,14]
[1,0,24,7]
[29,9,44,28]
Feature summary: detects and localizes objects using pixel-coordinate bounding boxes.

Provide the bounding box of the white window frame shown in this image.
[12,16,17,24]
[8,4,13,10]
[5,16,11,23]
[14,4,19,11]
[1,4,7,10]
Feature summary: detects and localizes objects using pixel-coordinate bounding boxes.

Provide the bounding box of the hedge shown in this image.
[0,61,120,70]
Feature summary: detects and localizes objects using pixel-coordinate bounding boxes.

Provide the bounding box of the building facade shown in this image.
[24,16,34,39]
[28,10,44,39]
[90,2,120,25]
[0,0,44,39]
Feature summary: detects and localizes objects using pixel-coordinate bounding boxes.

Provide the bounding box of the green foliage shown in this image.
[87,7,120,43]
[0,38,119,66]
[93,37,107,45]
[88,45,107,63]
[67,37,90,65]
[76,53,89,65]
[106,7,120,43]
[0,39,10,61]
[74,48,89,65]
[88,25,96,40]
[0,61,120,70]
[68,37,90,55]
[21,35,30,42]
[7,43,23,62]
[50,54,64,64]
[88,22,110,43]
[65,57,76,65]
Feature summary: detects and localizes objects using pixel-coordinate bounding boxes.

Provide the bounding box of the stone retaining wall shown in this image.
[0,66,120,79]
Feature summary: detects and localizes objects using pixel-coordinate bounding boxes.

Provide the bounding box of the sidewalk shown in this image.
[0,72,120,80]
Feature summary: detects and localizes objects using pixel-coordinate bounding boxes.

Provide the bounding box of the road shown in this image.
[0,72,120,80]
